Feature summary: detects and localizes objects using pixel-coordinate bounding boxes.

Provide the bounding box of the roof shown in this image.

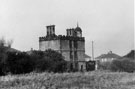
[96,51,121,59]
[0,46,21,53]
[75,26,82,32]
[5,47,20,53]
[85,54,91,58]
[123,50,135,59]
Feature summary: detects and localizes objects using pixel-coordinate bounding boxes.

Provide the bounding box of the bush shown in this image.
[0,48,67,75]
[111,58,135,72]
[29,49,67,73]
[6,52,35,74]
[0,45,8,75]
[35,49,67,73]
[97,61,112,70]
[97,58,135,73]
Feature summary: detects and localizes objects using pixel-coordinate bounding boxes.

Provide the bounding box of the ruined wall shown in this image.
[39,35,86,70]
[39,39,71,61]
[60,40,70,61]
[60,39,86,70]
[77,52,85,61]
[60,40,69,50]
[77,41,85,50]
[77,41,85,61]
[39,40,60,51]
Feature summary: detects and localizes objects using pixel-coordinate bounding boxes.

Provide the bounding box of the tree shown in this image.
[0,37,5,47]
[30,49,67,73]
[97,61,112,70]
[124,50,135,59]
[0,38,7,75]
[7,40,13,48]
[111,58,135,72]
[7,52,35,74]
[44,49,67,72]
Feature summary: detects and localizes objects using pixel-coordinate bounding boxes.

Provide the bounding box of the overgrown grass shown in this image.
[0,71,135,89]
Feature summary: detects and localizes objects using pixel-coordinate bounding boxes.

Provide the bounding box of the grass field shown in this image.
[0,71,135,89]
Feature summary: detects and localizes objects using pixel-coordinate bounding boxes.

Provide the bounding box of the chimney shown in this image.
[46,25,55,36]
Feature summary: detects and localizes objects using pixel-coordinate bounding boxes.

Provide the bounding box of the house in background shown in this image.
[123,50,135,59]
[95,51,121,62]
[2,46,20,53]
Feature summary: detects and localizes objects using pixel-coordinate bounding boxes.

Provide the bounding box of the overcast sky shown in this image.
[0,0,134,57]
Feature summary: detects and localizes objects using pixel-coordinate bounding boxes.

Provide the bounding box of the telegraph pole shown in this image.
[92,41,94,60]
[92,41,97,70]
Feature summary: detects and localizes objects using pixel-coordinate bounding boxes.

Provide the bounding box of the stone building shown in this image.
[39,25,86,71]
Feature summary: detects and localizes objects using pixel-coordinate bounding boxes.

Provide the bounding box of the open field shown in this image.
[0,71,135,89]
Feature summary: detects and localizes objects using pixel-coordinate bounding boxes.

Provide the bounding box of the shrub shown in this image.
[43,49,67,72]
[97,61,112,70]
[29,49,67,73]
[6,52,35,74]
[0,45,8,75]
[0,48,67,75]
[111,58,135,72]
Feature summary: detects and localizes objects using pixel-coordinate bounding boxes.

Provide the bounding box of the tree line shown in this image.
[0,38,67,75]
[0,49,67,76]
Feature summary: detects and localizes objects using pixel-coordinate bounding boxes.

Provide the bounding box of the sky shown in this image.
[0,0,134,57]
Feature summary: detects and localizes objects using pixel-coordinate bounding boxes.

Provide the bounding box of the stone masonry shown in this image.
[39,25,86,71]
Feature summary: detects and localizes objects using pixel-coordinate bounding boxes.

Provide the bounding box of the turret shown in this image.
[75,25,82,37]
[46,25,55,36]
[66,29,70,36]
[66,28,75,36]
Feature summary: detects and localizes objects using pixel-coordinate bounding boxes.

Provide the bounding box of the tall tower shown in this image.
[75,23,82,37]
[46,25,55,36]
[39,24,86,71]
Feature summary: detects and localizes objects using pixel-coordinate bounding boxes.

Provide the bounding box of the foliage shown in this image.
[6,52,35,74]
[31,49,67,73]
[0,47,67,75]
[124,50,135,59]
[0,40,7,75]
[98,57,135,73]
[0,38,14,75]
[111,58,135,72]
[97,61,112,70]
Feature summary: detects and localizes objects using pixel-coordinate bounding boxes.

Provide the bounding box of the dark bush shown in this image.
[0,46,8,75]
[29,49,67,73]
[0,48,67,75]
[124,50,135,59]
[111,58,135,72]
[35,49,67,72]
[6,52,35,74]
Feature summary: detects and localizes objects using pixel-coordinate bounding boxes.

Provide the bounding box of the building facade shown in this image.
[95,51,121,62]
[39,25,86,71]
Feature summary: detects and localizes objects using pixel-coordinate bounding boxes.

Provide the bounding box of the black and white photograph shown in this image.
[0,0,134,89]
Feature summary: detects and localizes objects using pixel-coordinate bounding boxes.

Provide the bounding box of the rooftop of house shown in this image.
[0,46,20,53]
[85,54,91,58]
[96,51,121,59]
[123,50,135,59]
